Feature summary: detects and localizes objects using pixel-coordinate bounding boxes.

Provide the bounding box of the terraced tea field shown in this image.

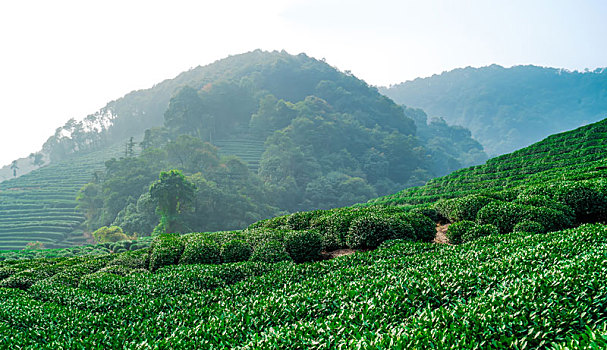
[214,137,265,172]
[0,144,125,250]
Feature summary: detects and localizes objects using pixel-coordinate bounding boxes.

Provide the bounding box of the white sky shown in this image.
[0,0,606,167]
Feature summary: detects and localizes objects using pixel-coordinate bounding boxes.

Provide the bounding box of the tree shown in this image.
[10,160,18,177]
[92,226,131,244]
[125,137,135,158]
[149,169,196,234]
[24,241,45,250]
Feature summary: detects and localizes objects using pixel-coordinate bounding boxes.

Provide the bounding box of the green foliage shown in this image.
[554,182,607,223]
[1,223,606,347]
[513,220,545,234]
[92,226,130,244]
[371,119,607,209]
[250,240,291,263]
[179,234,221,265]
[346,213,410,249]
[402,212,436,242]
[148,233,184,271]
[408,207,443,223]
[149,169,196,234]
[434,194,494,222]
[107,249,150,270]
[284,230,323,263]
[465,224,499,242]
[220,239,252,263]
[446,220,478,244]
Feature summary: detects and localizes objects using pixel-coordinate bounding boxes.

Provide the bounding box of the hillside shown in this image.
[0,143,126,250]
[370,117,607,206]
[60,51,487,236]
[0,120,606,347]
[381,64,607,156]
[1,51,487,250]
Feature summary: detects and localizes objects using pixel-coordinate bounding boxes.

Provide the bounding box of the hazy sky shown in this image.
[0,0,606,167]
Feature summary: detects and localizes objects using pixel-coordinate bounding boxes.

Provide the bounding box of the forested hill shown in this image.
[0,50,486,249]
[381,65,607,156]
[76,50,486,236]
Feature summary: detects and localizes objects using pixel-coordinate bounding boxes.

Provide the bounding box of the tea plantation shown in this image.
[0,119,606,348]
[370,118,607,206]
[0,144,126,250]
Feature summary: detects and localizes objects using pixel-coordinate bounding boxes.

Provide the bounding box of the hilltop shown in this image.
[381,64,607,156]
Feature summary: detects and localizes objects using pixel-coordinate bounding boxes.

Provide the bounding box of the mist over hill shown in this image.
[381,65,607,156]
[0,50,486,248]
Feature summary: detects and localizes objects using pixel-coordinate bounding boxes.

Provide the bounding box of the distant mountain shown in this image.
[381,65,607,156]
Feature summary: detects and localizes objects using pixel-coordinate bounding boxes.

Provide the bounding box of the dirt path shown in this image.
[434,223,451,245]
[320,248,356,260]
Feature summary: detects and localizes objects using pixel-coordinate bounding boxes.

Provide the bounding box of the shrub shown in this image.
[250,240,291,263]
[554,182,607,223]
[446,220,477,245]
[513,220,545,234]
[247,215,289,230]
[221,239,252,263]
[435,195,494,222]
[245,228,286,250]
[409,207,444,223]
[284,230,323,263]
[378,239,410,249]
[524,206,572,232]
[476,201,526,234]
[285,211,324,230]
[309,212,341,251]
[403,212,436,242]
[346,213,410,249]
[514,194,576,224]
[97,265,138,277]
[148,233,184,271]
[462,224,499,243]
[107,249,150,269]
[324,208,369,248]
[179,234,221,265]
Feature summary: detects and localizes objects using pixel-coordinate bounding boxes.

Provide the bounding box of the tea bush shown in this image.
[220,239,252,263]
[446,220,477,244]
[179,234,221,265]
[148,233,184,271]
[513,220,545,234]
[284,230,323,263]
[250,240,291,263]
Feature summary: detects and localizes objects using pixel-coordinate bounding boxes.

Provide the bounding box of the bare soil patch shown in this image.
[320,248,356,260]
[434,223,451,245]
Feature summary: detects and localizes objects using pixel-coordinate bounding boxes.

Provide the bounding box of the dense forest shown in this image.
[381,65,607,156]
[71,51,486,237]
